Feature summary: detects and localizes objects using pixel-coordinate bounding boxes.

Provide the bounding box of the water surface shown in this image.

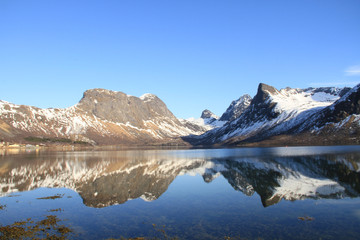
[1,146,360,239]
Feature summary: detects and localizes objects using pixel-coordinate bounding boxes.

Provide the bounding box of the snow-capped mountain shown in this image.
[295,84,360,133]
[181,94,253,133]
[181,109,226,131]
[188,83,358,146]
[1,83,359,146]
[0,88,206,145]
[219,94,252,122]
[1,149,359,208]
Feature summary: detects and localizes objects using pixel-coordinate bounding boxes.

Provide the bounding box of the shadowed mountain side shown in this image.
[183,83,359,147]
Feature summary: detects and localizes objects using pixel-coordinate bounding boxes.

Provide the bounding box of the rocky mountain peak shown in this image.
[201,109,218,119]
[251,83,279,105]
[76,88,176,127]
[219,94,252,122]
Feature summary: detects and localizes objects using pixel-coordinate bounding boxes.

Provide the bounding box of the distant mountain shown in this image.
[186,83,359,146]
[179,109,226,132]
[201,109,218,120]
[182,94,252,132]
[0,88,205,145]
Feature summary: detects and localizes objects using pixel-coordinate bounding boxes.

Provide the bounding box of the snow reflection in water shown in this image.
[0,146,360,239]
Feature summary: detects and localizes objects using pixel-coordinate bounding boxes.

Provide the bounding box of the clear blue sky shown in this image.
[1,0,360,119]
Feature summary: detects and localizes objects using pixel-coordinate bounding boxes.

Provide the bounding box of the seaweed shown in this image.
[7,194,20,198]
[0,215,72,240]
[24,136,89,145]
[37,194,64,200]
[48,208,63,212]
[298,216,315,221]
[107,223,179,240]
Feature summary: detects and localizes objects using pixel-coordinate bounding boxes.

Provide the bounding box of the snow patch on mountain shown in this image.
[184,117,226,131]
[270,88,341,114]
[140,93,157,102]
[219,94,252,121]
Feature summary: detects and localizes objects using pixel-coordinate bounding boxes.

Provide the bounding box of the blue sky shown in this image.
[1,0,360,119]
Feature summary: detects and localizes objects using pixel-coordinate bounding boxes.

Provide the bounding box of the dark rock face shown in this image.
[219,94,252,122]
[194,83,281,145]
[318,85,360,126]
[290,84,360,140]
[199,109,219,125]
[251,83,278,105]
[201,109,217,119]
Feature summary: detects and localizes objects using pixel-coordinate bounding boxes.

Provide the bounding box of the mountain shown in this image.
[182,94,252,133]
[187,83,358,146]
[1,83,359,147]
[0,88,205,145]
[201,109,218,120]
[219,94,252,122]
[179,109,226,132]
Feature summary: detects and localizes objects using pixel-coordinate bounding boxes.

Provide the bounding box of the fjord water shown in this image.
[1,146,360,239]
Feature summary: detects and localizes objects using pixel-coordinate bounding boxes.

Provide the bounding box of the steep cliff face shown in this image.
[77,89,179,128]
[219,94,252,122]
[297,84,360,131]
[0,89,206,145]
[200,109,218,119]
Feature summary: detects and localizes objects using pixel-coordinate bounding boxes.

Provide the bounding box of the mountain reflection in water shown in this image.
[1,146,359,208]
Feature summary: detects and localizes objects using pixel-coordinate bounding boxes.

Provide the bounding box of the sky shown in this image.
[1,0,360,119]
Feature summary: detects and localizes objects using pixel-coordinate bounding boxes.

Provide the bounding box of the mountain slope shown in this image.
[1,84,359,147]
[181,109,226,132]
[219,94,252,122]
[181,94,253,133]
[189,83,356,146]
[0,89,205,145]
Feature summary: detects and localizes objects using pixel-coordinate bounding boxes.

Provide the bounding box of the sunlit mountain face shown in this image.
[1,148,359,208]
[1,84,360,147]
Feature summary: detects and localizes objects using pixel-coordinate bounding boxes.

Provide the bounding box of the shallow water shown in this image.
[1,146,360,239]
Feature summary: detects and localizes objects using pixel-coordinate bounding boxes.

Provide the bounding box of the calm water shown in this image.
[1,146,360,239]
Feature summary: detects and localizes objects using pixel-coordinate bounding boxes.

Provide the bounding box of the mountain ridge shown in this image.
[0,88,205,146]
[185,83,358,146]
[1,83,359,147]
